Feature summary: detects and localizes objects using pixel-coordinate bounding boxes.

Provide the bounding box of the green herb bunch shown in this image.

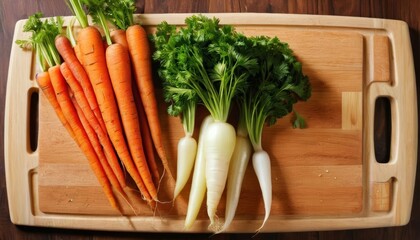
[152,14,311,138]
[240,35,311,150]
[152,14,258,134]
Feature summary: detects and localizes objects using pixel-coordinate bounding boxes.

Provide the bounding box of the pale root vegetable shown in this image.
[184,115,214,229]
[217,124,252,233]
[173,135,197,199]
[205,121,237,226]
[173,101,198,200]
[152,15,258,230]
[239,36,311,232]
[252,150,272,232]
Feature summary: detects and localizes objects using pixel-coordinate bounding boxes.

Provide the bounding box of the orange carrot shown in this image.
[71,94,125,195]
[36,71,75,139]
[55,35,107,134]
[126,25,172,179]
[60,62,126,188]
[71,92,136,215]
[47,65,120,212]
[74,43,84,66]
[77,26,153,203]
[111,29,128,49]
[133,79,160,186]
[106,43,158,201]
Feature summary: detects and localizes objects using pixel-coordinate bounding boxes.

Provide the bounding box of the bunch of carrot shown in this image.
[18,0,170,213]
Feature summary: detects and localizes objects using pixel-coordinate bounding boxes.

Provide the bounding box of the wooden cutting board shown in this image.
[5,13,417,233]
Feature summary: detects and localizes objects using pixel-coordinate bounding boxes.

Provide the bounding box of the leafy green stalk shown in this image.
[153,15,257,123]
[36,47,48,72]
[236,107,249,137]
[66,17,77,47]
[67,0,88,28]
[240,36,311,150]
[291,109,307,129]
[16,13,63,71]
[81,0,112,45]
[103,0,136,30]
[183,100,197,136]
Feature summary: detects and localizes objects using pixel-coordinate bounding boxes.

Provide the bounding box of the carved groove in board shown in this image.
[371,179,393,212]
[29,169,38,215]
[372,35,391,83]
[30,49,37,81]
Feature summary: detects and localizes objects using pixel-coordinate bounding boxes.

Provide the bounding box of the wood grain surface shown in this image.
[1,0,419,239]
[36,18,364,218]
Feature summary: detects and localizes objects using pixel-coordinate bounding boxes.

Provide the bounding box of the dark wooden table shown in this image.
[1,0,419,239]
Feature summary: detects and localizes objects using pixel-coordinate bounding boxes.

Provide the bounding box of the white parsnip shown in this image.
[184,115,214,229]
[173,135,197,199]
[172,101,197,200]
[205,121,237,226]
[252,150,272,232]
[239,35,311,232]
[217,125,252,233]
[152,15,312,234]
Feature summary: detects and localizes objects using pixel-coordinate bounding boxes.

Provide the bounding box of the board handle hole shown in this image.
[28,88,39,152]
[374,97,391,164]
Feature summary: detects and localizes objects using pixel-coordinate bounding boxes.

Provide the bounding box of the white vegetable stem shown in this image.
[173,134,197,200]
[218,127,251,233]
[205,121,236,226]
[184,115,214,230]
[252,149,272,232]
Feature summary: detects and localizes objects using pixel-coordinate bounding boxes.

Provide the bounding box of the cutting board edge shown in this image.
[11,212,404,233]
[4,13,417,232]
[363,16,417,226]
[5,19,39,226]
